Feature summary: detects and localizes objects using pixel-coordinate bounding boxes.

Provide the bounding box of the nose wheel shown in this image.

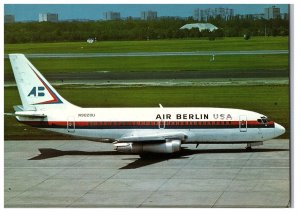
[245,145,253,151]
[246,142,263,151]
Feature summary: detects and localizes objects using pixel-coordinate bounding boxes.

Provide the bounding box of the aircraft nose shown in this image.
[274,123,286,137]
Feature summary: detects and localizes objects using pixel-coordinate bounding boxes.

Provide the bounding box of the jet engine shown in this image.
[114,140,181,154]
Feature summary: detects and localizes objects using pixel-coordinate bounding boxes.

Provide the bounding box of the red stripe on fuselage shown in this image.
[19,120,275,128]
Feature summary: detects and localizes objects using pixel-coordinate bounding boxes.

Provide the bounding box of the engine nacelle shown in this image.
[114,140,181,154]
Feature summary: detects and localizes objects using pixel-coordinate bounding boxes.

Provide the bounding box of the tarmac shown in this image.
[4,139,290,208]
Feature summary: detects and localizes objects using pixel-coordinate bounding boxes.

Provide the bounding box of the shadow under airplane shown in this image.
[28,147,288,169]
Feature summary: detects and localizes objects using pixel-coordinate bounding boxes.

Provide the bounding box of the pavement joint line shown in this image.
[5,142,90,204]
[212,150,253,207]
[49,153,91,179]
[45,147,107,205]
[214,151,290,207]
[138,154,193,207]
[4,167,65,203]
[66,167,122,207]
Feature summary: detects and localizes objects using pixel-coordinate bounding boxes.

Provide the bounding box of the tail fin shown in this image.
[9,54,76,110]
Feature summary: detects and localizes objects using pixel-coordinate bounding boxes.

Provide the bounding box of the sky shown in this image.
[4,4,289,22]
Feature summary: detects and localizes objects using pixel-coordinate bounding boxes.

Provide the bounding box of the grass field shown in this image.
[4,37,289,81]
[4,37,288,54]
[4,85,289,140]
[4,54,289,81]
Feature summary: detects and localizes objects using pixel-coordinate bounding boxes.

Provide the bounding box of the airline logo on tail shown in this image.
[28,86,45,97]
[28,64,63,105]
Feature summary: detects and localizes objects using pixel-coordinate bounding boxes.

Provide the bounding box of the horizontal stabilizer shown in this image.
[13,105,24,112]
[5,111,47,118]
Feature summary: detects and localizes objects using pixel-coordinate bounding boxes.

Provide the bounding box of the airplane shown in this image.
[8,54,286,157]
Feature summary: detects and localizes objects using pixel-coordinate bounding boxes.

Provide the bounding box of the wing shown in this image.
[117,132,188,143]
[114,132,187,156]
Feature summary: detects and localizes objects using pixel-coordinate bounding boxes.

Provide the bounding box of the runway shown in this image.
[4,139,290,207]
[4,50,288,59]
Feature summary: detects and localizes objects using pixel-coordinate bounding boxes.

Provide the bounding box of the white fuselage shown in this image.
[18,107,282,143]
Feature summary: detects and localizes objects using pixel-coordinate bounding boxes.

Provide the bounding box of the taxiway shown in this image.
[4,50,288,59]
[4,139,290,207]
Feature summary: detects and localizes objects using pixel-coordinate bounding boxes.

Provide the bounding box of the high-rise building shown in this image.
[264,6,280,19]
[238,13,264,20]
[141,11,157,20]
[104,11,121,20]
[4,14,15,23]
[194,7,234,21]
[281,13,289,20]
[39,13,58,22]
[252,14,265,20]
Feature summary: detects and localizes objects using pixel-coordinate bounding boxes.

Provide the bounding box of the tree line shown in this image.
[4,16,289,43]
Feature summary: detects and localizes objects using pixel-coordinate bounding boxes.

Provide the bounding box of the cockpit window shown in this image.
[258,117,269,124]
[260,116,269,124]
[261,117,268,123]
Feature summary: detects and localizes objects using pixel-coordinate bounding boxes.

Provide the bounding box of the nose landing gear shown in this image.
[246,142,263,151]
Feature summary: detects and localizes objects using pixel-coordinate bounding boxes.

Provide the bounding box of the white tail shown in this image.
[9,54,76,110]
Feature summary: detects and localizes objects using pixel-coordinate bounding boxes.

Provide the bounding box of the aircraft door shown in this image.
[67,116,75,133]
[239,115,247,132]
[158,119,165,129]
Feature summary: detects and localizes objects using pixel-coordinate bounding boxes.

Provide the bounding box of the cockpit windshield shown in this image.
[257,116,269,124]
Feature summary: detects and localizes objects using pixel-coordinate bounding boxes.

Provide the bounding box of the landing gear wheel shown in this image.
[245,146,253,151]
